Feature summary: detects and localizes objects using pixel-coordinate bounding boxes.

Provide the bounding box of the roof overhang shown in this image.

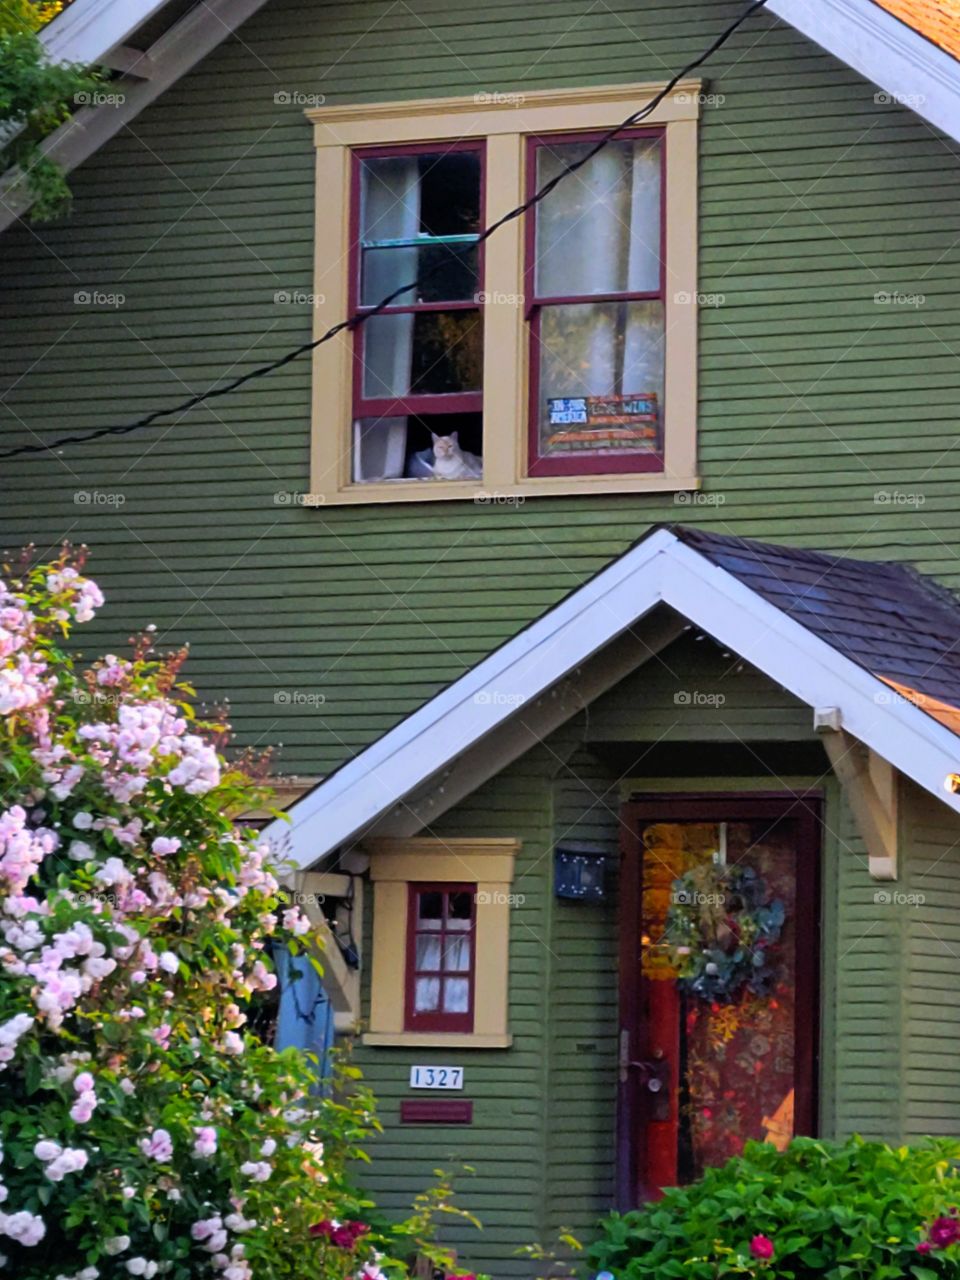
[0,0,273,232]
[768,0,960,140]
[265,527,960,869]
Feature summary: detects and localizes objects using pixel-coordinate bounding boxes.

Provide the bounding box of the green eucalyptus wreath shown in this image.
[663,863,786,1003]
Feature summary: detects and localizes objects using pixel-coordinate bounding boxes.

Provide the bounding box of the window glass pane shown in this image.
[537,300,663,459]
[414,976,440,1012]
[443,977,470,1013]
[362,311,482,399]
[535,137,661,298]
[417,891,443,925]
[352,413,483,484]
[416,934,442,970]
[443,934,471,972]
[448,891,473,925]
[362,244,478,306]
[360,151,481,306]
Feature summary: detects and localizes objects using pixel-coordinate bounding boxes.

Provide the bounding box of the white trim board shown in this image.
[768,0,960,142]
[264,528,960,869]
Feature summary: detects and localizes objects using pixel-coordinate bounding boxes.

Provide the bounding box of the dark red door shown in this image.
[617,795,820,1206]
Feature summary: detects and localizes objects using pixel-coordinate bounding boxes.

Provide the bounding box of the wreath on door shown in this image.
[663,864,785,1002]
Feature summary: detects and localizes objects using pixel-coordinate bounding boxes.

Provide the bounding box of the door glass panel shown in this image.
[638,819,799,1189]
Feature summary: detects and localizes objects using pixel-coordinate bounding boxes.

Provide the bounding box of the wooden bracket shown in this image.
[819,726,899,880]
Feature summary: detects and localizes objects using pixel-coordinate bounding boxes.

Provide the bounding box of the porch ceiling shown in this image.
[264,526,960,869]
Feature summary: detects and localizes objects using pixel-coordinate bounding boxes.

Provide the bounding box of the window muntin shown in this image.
[526,130,666,477]
[405,883,476,1032]
[350,143,485,485]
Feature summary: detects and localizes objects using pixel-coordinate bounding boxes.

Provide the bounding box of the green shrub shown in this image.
[589,1136,960,1279]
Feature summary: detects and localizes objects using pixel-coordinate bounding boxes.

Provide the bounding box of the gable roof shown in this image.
[3,0,960,234]
[871,0,960,62]
[676,527,960,735]
[265,526,960,869]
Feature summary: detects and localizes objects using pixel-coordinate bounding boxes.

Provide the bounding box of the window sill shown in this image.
[311,473,702,506]
[362,1031,513,1049]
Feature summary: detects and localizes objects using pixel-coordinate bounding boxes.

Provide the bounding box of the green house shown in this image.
[4,0,960,1273]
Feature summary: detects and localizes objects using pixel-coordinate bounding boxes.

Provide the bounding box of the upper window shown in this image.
[527,130,665,476]
[351,143,484,485]
[404,883,476,1032]
[308,84,700,504]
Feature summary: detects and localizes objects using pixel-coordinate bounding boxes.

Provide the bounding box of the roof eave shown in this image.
[769,0,960,142]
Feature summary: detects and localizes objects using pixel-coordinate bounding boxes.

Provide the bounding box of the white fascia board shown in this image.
[267,527,960,868]
[40,0,172,67]
[266,527,677,865]
[770,0,960,143]
[0,0,271,233]
[660,540,960,818]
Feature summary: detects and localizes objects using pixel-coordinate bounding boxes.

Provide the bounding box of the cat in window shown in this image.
[430,432,482,480]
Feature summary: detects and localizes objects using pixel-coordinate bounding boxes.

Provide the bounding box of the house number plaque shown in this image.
[409,1065,464,1090]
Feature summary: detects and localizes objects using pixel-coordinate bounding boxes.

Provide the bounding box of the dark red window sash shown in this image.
[349,139,486,423]
[404,882,477,1033]
[524,126,667,478]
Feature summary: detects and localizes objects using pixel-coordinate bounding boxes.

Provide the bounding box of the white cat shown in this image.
[430,432,482,480]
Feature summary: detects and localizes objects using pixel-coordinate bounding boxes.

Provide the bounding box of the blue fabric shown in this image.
[274,946,335,1087]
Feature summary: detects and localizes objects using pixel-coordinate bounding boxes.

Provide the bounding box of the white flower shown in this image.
[105,1235,130,1255]
[239,1160,271,1183]
[33,1140,62,1162]
[158,951,178,975]
[73,812,94,831]
[125,1260,158,1278]
[0,1209,46,1245]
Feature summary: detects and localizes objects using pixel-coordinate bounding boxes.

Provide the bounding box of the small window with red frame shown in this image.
[526,129,665,477]
[405,884,475,1032]
[351,143,484,485]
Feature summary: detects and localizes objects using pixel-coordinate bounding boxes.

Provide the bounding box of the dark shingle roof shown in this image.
[674,526,960,736]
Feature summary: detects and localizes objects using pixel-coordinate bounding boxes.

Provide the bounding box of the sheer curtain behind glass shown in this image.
[535,138,663,411]
[353,157,420,482]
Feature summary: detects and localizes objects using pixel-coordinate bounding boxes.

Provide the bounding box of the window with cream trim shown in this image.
[363,838,518,1048]
[307,83,701,504]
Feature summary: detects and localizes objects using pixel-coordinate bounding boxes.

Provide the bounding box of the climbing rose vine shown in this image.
[0,548,471,1280]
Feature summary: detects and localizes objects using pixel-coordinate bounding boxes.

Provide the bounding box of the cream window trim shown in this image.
[362,838,519,1047]
[306,83,702,505]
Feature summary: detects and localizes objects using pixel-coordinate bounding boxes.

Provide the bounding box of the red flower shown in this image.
[750,1234,775,1260]
[917,1241,933,1254]
[928,1215,960,1248]
[309,1219,370,1249]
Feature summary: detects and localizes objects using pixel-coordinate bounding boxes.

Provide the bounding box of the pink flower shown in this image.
[139,1128,173,1162]
[192,1126,217,1158]
[750,1235,775,1261]
[151,837,180,856]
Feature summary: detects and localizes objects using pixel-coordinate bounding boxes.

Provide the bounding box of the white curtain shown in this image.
[353,156,420,483]
[536,140,662,398]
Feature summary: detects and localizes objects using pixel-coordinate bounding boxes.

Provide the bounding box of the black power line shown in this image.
[0,0,768,462]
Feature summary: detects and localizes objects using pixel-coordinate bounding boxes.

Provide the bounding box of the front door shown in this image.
[617,795,820,1206]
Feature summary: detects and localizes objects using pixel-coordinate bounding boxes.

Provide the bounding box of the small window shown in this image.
[405,884,476,1032]
[351,143,485,485]
[526,129,665,477]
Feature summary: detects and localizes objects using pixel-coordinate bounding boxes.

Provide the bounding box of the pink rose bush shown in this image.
[0,549,479,1280]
